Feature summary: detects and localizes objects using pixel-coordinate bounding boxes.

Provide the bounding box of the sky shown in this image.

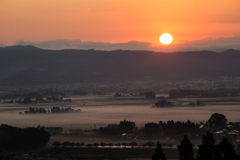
[1,0,240,51]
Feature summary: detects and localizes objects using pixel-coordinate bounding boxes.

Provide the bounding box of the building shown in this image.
[122,133,133,139]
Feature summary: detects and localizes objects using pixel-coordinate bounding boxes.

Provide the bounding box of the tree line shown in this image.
[52,141,174,149]
[51,131,240,160]
[99,113,229,139]
[0,124,51,149]
[99,119,200,138]
[169,88,240,98]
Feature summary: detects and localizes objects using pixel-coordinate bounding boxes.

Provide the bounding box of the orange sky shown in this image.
[1,0,240,46]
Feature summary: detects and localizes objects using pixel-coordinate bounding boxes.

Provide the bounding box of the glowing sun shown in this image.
[160,33,173,45]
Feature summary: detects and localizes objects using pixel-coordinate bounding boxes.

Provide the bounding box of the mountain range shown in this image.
[1,45,240,84]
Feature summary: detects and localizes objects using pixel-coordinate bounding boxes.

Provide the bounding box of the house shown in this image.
[215,131,226,137]
[199,125,214,133]
[228,130,239,137]
[122,133,133,139]
[215,129,239,137]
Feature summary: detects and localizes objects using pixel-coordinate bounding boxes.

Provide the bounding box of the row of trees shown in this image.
[99,119,200,138]
[169,88,240,98]
[145,113,228,137]
[52,141,174,148]
[145,120,200,138]
[100,113,228,138]
[153,131,240,160]
[24,106,79,114]
[1,97,71,104]
[0,90,88,100]
[0,91,69,100]
[99,120,136,135]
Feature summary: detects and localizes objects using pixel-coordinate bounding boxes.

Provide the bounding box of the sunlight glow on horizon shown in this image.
[0,0,240,46]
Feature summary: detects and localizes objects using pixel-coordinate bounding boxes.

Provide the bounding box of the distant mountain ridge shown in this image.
[221,49,240,55]
[1,45,240,83]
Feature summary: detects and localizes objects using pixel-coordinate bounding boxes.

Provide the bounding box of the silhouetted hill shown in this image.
[1,45,240,83]
[221,49,240,55]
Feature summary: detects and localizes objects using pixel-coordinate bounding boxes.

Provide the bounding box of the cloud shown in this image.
[187,35,240,46]
[13,35,240,52]
[180,35,240,52]
[14,39,153,51]
[0,43,6,47]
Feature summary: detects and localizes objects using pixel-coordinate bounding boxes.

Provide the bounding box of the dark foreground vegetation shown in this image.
[1,112,239,159]
[99,113,230,140]
[0,124,50,149]
[44,131,240,160]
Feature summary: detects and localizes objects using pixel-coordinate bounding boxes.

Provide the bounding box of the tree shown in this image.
[118,120,135,133]
[100,142,106,148]
[146,91,156,99]
[155,100,173,107]
[219,137,240,160]
[178,136,195,160]
[108,143,114,148]
[52,141,61,147]
[197,131,216,160]
[23,97,32,103]
[115,143,121,148]
[196,100,204,106]
[142,143,147,148]
[62,141,70,147]
[69,142,75,147]
[213,144,223,160]
[93,143,99,148]
[81,142,85,146]
[146,142,155,148]
[152,141,166,160]
[115,143,120,146]
[237,144,240,151]
[86,144,92,147]
[207,113,227,130]
[129,142,137,148]
[122,143,128,148]
[161,143,166,148]
[76,142,81,147]
[144,123,160,137]
[0,124,50,149]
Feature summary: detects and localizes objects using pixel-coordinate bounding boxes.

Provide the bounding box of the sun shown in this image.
[160,33,173,45]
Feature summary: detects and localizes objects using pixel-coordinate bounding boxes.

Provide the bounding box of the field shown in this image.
[1,94,240,131]
[1,94,240,159]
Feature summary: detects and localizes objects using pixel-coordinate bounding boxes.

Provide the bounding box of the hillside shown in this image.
[1,45,240,83]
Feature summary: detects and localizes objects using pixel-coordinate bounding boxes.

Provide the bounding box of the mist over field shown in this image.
[1,95,240,131]
[1,1,240,159]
